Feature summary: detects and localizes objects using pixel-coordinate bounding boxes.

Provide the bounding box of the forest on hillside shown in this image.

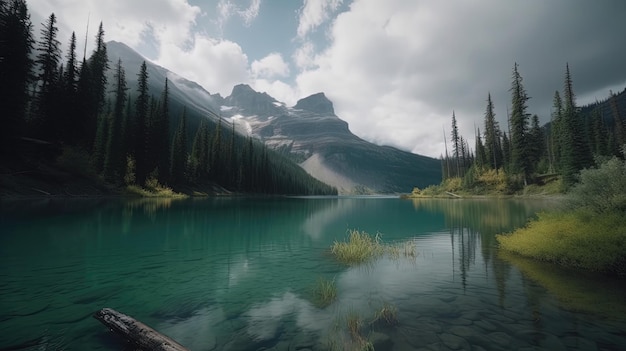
[0,0,337,196]
[438,62,626,194]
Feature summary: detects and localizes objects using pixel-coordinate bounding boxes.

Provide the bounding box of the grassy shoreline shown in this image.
[496,154,626,277]
[496,210,626,276]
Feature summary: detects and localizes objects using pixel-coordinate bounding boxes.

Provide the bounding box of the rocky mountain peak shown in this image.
[226,84,280,115]
[294,92,334,115]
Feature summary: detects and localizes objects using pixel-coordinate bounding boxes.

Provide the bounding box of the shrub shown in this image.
[496,210,626,275]
[566,156,626,214]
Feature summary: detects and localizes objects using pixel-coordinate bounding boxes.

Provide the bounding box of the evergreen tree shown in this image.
[61,32,78,143]
[550,90,563,172]
[79,22,108,148]
[509,63,531,183]
[156,79,170,183]
[589,108,607,157]
[170,108,188,185]
[528,114,545,173]
[561,63,593,188]
[227,120,237,187]
[103,59,127,182]
[33,12,61,139]
[483,93,502,171]
[475,128,486,170]
[0,0,33,156]
[210,118,223,180]
[90,22,108,115]
[451,111,461,177]
[75,57,92,145]
[93,101,111,172]
[189,119,210,183]
[609,91,625,146]
[501,131,511,171]
[134,61,149,184]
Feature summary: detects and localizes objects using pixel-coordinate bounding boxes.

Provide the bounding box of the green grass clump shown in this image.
[371,302,398,326]
[331,230,418,265]
[312,277,337,308]
[497,210,626,275]
[331,230,384,265]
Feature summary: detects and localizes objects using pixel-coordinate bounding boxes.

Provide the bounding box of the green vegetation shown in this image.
[331,230,417,266]
[312,276,337,308]
[370,302,398,326]
[0,1,337,197]
[431,61,625,197]
[497,152,626,276]
[497,210,625,274]
[331,230,384,265]
[125,176,186,198]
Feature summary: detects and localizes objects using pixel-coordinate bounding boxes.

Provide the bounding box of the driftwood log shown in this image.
[94,308,189,351]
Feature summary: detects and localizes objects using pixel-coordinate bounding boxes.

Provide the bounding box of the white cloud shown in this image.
[287,0,626,157]
[30,0,201,57]
[156,35,249,96]
[216,0,261,31]
[296,0,343,39]
[252,79,299,106]
[292,41,316,69]
[251,53,290,79]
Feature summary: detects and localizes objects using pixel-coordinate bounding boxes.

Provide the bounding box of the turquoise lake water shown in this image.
[0,196,624,350]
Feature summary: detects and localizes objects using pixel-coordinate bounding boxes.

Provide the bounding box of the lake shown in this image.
[0,196,625,350]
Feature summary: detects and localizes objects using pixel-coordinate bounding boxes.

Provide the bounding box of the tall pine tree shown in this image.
[170,108,188,185]
[103,58,127,183]
[0,0,33,156]
[483,93,502,172]
[134,61,149,185]
[34,12,61,139]
[509,63,531,184]
[560,63,592,188]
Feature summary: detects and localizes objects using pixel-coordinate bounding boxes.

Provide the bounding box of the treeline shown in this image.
[0,0,336,195]
[442,62,625,192]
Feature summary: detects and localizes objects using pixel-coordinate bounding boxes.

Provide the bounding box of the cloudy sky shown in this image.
[29,0,626,158]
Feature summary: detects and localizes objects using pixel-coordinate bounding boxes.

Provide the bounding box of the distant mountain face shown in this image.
[217,85,442,194]
[107,41,442,194]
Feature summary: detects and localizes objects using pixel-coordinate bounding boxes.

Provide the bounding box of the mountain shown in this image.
[218,85,442,194]
[107,41,442,194]
[106,41,223,131]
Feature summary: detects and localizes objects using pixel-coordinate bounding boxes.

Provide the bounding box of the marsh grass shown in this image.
[312,276,337,308]
[386,241,417,261]
[331,230,384,265]
[331,230,418,265]
[370,302,398,326]
[497,210,626,275]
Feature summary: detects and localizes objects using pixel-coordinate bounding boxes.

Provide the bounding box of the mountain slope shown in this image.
[107,42,442,194]
[219,85,442,194]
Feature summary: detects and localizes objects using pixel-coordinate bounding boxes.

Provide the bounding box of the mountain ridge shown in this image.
[106,41,442,194]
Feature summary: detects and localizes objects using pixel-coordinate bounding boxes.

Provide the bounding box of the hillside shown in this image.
[107,42,442,194]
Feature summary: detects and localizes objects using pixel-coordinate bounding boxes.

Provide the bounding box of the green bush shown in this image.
[567,156,626,214]
[497,210,626,275]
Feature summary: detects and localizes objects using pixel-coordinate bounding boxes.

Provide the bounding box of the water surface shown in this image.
[0,197,624,350]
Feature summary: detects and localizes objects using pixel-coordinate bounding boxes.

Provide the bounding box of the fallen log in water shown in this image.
[94,308,189,351]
